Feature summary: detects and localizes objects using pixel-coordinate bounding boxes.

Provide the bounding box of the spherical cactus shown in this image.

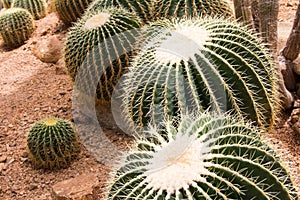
[54,0,94,24]
[0,8,35,47]
[107,113,299,200]
[27,117,79,169]
[87,0,155,24]
[64,6,141,101]
[154,0,233,20]
[121,18,279,131]
[12,0,47,20]
[2,0,12,8]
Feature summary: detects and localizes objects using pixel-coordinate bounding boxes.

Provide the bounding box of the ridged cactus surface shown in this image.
[121,18,278,130]
[12,0,47,20]
[54,0,94,24]
[0,8,34,47]
[107,113,298,200]
[27,117,79,169]
[87,0,155,24]
[64,6,141,101]
[154,0,233,20]
[2,0,12,8]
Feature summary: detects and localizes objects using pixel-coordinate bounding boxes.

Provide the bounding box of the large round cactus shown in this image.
[54,0,94,24]
[2,0,12,8]
[107,113,298,200]
[0,8,35,47]
[154,0,233,20]
[12,0,47,20]
[64,6,141,101]
[87,0,155,24]
[121,18,279,130]
[27,117,79,169]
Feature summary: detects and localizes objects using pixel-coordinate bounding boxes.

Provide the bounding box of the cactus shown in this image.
[107,113,299,200]
[87,0,155,24]
[27,117,79,169]
[64,6,141,101]
[121,18,279,130]
[2,0,12,8]
[0,8,35,47]
[154,0,234,20]
[12,0,47,20]
[54,0,94,24]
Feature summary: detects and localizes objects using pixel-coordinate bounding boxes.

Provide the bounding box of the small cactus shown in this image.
[64,6,141,101]
[154,0,233,20]
[54,0,94,24]
[107,113,299,200]
[2,0,12,8]
[87,0,155,24]
[121,18,279,130]
[12,0,47,20]
[27,117,79,169]
[0,8,35,47]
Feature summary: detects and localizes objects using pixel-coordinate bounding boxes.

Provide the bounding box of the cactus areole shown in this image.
[83,12,110,30]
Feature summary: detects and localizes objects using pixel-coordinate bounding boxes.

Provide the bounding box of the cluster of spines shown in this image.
[106,113,298,200]
[0,8,35,47]
[12,0,47,20]
[120,18,279,131]
[27,117,79,169]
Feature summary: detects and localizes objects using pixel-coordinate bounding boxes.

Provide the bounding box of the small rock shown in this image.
[51,173,99,200]
[0,163,5,172]
[32,36,62,63]
[0,156,7,163]
[287,2,293,7]
[28,183,38,191]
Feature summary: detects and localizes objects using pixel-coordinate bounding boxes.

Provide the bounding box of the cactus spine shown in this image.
[64,6,141,101]
[107,113,299,200]
[27,117,79,169]
[54,0,94,24]
[87,0,155,24]
[154,0,234,20]
[121,18,278,130]
[12,0,47,20]
[0,8,35,47]
[2,0,12,8]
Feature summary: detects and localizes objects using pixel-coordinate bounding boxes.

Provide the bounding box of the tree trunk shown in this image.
[281,0,300,61]
[233,0,253,25]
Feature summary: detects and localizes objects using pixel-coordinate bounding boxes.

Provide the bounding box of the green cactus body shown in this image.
[0,8,34,47]
[12,0,47,20]
[54,0,94,24]
[87,0,155,24]
[121,18,278,130]
[154,0,233,20]
[64,7,141,101]
[2,0,12,8]
[107,113,298,200]
[27,117,79,169]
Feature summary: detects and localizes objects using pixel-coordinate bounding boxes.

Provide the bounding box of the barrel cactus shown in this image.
[107,113,298,200]
[87,0,155,24]
[154,0,233,20]
[27,117,79,169]
[2,0,12,8]
[12,0,47,20]
[54,0,94,24]
[0,8,34,47]
[121,18,279,131]
[64,6,141,101]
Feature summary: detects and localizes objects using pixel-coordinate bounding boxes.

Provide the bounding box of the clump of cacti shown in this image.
[87,0,155,24]
[2,0,12,8]
[12,0,47,20]
[121,18,279,130]
[54,0,93,24]
[154,0,233,20]
[64,6,141,101]
[27,117,79,169]
[107,113,299,200]
[0,8,34,47]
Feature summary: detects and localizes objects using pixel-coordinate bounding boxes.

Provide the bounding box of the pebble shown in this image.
[0,156,7,163]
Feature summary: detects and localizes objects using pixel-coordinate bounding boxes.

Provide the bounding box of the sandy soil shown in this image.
[0,1,299,199]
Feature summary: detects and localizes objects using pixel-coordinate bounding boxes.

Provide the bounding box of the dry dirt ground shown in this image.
[0,1,300,199]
